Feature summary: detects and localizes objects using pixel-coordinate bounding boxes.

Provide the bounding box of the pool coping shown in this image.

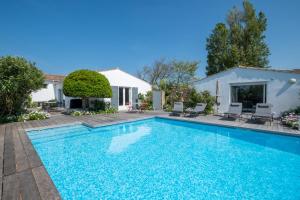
[25,115,300,138]
[158,116,300,138]
[25,116,155,132]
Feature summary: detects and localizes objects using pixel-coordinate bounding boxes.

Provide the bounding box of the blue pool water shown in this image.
[28,118,300,200]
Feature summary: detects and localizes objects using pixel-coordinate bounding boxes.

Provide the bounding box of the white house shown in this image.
[31,74,65,106]
[98,68,152,110]
[195,66,300,117]
[32,68,152,111]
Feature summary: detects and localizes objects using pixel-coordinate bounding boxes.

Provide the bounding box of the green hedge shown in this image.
[63,69,112,98]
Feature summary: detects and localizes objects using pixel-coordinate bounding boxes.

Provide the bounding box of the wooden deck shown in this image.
[0,112,299,200]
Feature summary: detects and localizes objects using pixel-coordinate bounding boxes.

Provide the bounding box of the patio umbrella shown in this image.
[216,80,220,114]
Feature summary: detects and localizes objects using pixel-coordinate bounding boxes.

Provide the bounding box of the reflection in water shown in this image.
[107,126,151,154]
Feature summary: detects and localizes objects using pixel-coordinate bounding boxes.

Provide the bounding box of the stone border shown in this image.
[159,116,300,138]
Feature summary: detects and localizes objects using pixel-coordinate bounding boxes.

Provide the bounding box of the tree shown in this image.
[206,23,230,75]
[63,69,112,109]
[137,59,199,105]
[0,56,44,117]
[170,60,199,86]
[206,0,270,75]
[137,58,172,87]
[242,1,269,67]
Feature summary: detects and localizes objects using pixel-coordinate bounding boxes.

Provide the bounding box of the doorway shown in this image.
[118,87,131,110]
[231,83,267,112]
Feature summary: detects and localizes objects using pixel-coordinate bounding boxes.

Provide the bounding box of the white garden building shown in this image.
[31,68,152,111]
[195,66,300,117]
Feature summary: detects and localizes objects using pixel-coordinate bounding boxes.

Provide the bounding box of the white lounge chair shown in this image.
[224,103,243,120]
[252,103,273,124]
[170,102,183,116]
[185,103,207,117]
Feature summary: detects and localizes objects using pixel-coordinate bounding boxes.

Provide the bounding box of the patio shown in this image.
[0,112,299,199]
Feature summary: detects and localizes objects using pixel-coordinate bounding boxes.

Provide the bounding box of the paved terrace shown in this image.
[0,112,299,200]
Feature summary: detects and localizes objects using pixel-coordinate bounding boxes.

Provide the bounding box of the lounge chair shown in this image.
[185,103,207,117]
[170,102,183,116]
[224,103,242,120]
[252,103,273,124]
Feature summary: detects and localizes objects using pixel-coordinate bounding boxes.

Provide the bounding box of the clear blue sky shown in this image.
[1,0,299,77]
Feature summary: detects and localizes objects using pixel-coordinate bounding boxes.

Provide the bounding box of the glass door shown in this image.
[231,83,266,112]
[118,87,131,110]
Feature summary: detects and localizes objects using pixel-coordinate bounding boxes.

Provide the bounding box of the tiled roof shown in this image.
[44,74,65,82]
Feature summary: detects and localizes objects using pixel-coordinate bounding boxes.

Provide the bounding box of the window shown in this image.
[119,87,123,106]
[43,84,48,88]
[231,83,267,112]
[125,88,130,105]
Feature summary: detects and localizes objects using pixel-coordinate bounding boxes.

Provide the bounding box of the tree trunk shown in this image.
[82,97,89,110]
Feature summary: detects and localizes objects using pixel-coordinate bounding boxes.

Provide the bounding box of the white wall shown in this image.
[32,81,55,102]
[100,69,152,94]
[32,81,64,103]
[195,68,300,117]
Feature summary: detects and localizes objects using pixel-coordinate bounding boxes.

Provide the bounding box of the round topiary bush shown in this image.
[63,70,112,108]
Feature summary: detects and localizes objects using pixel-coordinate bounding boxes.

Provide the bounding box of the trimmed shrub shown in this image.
[63,70,112,108]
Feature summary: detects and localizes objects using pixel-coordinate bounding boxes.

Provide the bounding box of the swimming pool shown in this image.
[28,117,300,200]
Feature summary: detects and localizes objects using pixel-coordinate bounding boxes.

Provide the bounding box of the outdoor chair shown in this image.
[170,102,184,116]
[224,103,243,120]
[184,103,207,117]
[251,103,273,124]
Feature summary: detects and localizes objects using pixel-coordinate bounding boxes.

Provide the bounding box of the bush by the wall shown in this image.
[63,70,112,108]
[70,107,117,116]
[186,89,215,114]
[18,111,49,122]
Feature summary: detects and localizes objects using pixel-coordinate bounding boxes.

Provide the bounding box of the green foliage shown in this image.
[70,107,117,116]
[18,111,49,122]
[281,107,299,130]
[206,0,270,75]
[63,69,112,99]
[137,59,199,108]
[137,58,172,86]
[138,91,153,110]
[71,110,84,116]
[24,96,38,108]
[282,106,300,116]
[91,100,106,111]
[206,23,231,75]
[186,89,215,114]
[90,100,111,111]
[137,59,199,87]
[170,60,199,85]
[104,107,118,114]
[0,56,44,117]
[163,104,173,112]
[0,115,18,124]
